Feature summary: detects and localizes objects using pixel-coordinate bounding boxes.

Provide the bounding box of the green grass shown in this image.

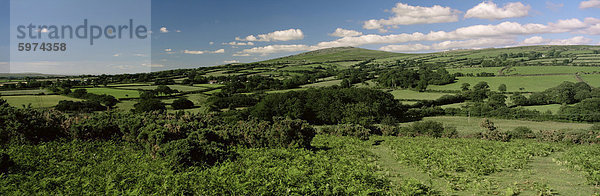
[503,66,600,75]
[300,80,342,88]
[520,104,564,114]
[401,116,593,136]
[114,85,206,92]
[447,67,501,75]
[389,89,453,100]
[105,83,151,87]
[193,83,225,88]
[0,89,51,96]
[2,95,82,108]
[80,88,141,99]
[203,89,222,95]
[580,74,600,88]
[429,75,578,92]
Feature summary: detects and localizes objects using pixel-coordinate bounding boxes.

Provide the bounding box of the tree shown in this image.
[172,98,194,110]
[480,118,496,131]
[340,79,352,88]
[461,83,470,91]
[498,84,507,92]
[511,94,529,106]
[133,99,166,113]
[71,89,88,98]
[488,93,507,108]
[156,85,175,96]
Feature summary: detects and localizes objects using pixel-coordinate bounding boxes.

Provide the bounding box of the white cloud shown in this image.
[380,38,516,52]
[522,36,546,44]
[318,18,591,48]
[113,54,120,57]
[465,1,530,20]
[175,30,181,33]
[522,36,593,45]
[164,48,172,52]
[223,41,255,46]
[580,0,600,8]
[329,28,363,37]
[236,45,313,56]
[209,42,214,45]
[236,29,304,42]
[233,53,251,57]
[237,18,596,56]
[141,63,165,68]
[363,3,460,32]
[184,50,205,55]
[184,49,224,55]
[160,27,169,33]
[224,60,240,64]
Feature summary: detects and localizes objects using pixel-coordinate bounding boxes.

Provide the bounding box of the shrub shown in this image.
[133,99,166,113]
[0,153,14,174]
[221,118,316,148]
[55,100,106,112]
[481,130,512,142]
[320,124,371,140]
[379,125,400,136]
[68,113,121,140]
[509,126,534,139]
[171,98,194,110]
[401,120,445,137]
[158,130,231,169]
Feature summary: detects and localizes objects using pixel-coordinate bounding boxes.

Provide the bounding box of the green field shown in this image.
[429,75,578,92]
[115,85,206,92]
[580,74,600,87]
[300,80,342,88]
[402,116,593,136]
[0,89,51,96]
[81,88,141,99]
[193,83,225,88]
[2,95,82,108]
[504,66,600,75]
[521,104,565,114]
[203,88,222,95]
[447,67,501,75]
[389,89,453,100]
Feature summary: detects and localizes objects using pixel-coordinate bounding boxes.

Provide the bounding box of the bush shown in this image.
[221,118,316,148]
[400,120,447,138]
[55,100,106,112]
[481,130,512,142]
[158,130,231,169]
[68,113,121,140]
[171,98,194,110]
[509,126,534,139]
[133,99,166,113]
[320,124,371,140]
[379,125,400,136]
[0,153,14,174]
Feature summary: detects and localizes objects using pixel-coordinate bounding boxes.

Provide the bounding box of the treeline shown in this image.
[436,81,600,122]
[376,67,455,91]
[511,82,600,106]
[248,87,406,125]
[54,89,118,112]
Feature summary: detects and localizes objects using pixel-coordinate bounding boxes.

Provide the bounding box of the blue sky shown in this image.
[2,0,600,74]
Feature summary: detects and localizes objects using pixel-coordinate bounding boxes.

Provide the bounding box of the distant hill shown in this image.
[258,47,410,64]
[0,73,70,78]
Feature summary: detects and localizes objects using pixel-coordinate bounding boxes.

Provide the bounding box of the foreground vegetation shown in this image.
[2,45,600,194]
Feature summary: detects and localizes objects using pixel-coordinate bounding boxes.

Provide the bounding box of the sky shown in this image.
[1,0,600,74]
